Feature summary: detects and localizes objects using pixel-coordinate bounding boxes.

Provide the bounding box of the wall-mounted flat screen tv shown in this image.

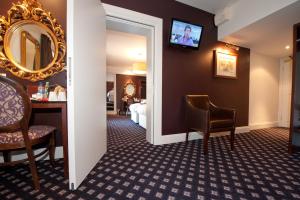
[169,19,204,49]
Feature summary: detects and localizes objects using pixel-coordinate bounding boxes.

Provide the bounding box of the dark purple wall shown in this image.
[102,0,250,135]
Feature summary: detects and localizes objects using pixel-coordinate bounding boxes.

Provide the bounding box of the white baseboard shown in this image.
[0,147,64,163]
[155,126,250,145]
[250,121,278,130]
[0,126,254,160]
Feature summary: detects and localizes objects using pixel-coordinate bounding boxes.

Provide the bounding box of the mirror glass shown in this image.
[125,83,136,96]
[5,22,56,72]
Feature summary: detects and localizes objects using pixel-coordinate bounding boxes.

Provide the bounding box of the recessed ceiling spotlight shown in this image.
[285,45,290,50]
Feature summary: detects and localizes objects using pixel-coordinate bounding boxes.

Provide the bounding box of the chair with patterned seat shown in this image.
[0,76,56,190]
[185,95,236,154]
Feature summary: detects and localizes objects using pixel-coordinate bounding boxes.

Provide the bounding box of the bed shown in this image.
[136,103,147,129]
[129,102,147,129]
[129,103,140,123]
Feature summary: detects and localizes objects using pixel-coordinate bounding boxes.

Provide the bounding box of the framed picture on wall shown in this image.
[214,50,238,79]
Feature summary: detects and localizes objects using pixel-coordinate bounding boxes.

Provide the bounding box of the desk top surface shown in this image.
[31,100,67,104]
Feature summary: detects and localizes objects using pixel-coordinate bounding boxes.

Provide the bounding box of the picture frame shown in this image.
[214,50,238,79]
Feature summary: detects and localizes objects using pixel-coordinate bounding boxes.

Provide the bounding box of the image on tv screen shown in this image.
[170,19,203,48]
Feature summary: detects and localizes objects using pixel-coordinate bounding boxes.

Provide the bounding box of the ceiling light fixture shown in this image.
[285,45,290,50]
[132,62,147,75]
[225,43,239,51]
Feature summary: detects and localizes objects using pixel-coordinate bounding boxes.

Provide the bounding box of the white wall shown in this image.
[249,51,280,129]
[106,72,115,82]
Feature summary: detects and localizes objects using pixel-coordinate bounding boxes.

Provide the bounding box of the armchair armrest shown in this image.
[185,101,209,132]
[210,102,236,121]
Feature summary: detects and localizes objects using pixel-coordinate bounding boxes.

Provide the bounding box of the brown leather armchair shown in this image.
[185,95,236,154]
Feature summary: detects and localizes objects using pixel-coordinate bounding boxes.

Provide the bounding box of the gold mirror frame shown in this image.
[0,0,66,82]
[124,82,136,97]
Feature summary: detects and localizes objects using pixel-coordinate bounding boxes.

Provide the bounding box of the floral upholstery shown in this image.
[0,125,55,145]
[0,81,24,127]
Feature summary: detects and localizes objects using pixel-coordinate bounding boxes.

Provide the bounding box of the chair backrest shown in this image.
[0,76,30,131]
[185,95,210,110]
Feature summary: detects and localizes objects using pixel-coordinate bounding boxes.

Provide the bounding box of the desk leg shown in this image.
[61,104,69,178]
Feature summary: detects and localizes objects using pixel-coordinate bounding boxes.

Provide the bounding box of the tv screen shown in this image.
[169,19,203,49]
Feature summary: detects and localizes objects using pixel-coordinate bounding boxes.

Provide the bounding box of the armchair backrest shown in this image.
[185,95,210,110]
[0,76,31,132]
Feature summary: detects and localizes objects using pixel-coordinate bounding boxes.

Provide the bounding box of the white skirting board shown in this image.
[250,121,278,130]
[1,125,277,161]
[0,147,64,163]
[154,126,251,145]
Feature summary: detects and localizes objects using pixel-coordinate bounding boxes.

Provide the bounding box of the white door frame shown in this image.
[104,4,163,144]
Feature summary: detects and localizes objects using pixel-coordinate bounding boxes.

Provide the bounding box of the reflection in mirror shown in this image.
[125,83,136,97]
[9,23,55,71]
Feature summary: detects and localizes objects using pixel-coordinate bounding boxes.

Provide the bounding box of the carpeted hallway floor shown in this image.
[0,115,300,200]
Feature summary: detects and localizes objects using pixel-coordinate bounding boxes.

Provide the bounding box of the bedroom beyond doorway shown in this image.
[105,16,151,140]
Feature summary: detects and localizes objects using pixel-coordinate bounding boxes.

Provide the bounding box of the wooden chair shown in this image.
[0,76,56,190]
[185,95,236,154]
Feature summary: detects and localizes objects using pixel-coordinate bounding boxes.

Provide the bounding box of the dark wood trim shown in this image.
[290,145,300,154]
[289,23,299,154]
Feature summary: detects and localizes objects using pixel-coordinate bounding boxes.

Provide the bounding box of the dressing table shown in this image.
[31,101,68,177]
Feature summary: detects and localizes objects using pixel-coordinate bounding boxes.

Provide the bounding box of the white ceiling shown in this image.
[223,1,300,58]
[106,30,147,74]
[175,0,238,14]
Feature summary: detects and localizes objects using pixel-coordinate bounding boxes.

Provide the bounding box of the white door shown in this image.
[278,58,292,127]
[67,0,107,189]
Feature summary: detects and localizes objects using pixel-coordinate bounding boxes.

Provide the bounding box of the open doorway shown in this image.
[105,16,152,148]
[67,3,162,188]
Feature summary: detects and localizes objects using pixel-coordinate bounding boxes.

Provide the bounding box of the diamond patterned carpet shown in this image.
[0,115,300,200]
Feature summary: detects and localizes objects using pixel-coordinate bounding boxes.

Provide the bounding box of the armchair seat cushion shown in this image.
[210,119,234,130]
[0,125,55,145]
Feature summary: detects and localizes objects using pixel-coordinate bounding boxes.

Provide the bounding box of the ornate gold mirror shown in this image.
[0,0,66,82]
[124,82,136,97]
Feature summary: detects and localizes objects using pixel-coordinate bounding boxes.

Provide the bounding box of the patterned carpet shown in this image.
[0,115,300,200]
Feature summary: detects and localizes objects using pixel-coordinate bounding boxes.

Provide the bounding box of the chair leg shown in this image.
[3,151,11,163]
[203,132,210,155]
[25,144,40,190]
[49,132,56,166]
[186,130,190,142]
[230,129,235,151]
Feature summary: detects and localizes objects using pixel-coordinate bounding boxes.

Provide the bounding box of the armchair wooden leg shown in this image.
[25,144,40,190]
[186,130,190,143]
[230,129,235,150]
[3,151,11,163]
[49,132,56,166]
[203,132,210,155]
